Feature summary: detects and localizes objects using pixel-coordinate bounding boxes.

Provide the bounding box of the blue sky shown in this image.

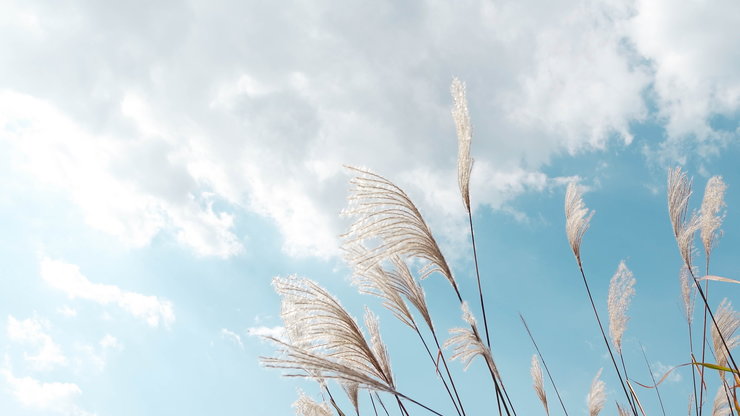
[1,1,739,415]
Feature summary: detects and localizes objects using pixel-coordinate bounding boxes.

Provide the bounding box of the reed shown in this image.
[258,80,740,416]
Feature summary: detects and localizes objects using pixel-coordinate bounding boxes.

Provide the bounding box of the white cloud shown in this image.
[628,0,740,148]
[220,328,244,350]
[57,306,78,318]
[41,258,175,328]
[6,316,67,371]
[247,326,285,341]
[0,0,737,260]
[1,367,92,415]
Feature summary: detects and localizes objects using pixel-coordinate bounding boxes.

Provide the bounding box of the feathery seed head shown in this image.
[270,276,396,388]
[668,167,700,270]
[587,368,606,416]
[342,167,457,291]
[565,182,593,267]
[608,261,636,354]
[293,391,332,416]
[616,403,630,416]
[668,167,692,239]
[711,384,732,416]
[700,176,727,260]
[342,382,360,415]
[461,301,477,327]
[451,77,473,212]
[530,354,548,415]
[711,298,740,369]
[680,265,695,325]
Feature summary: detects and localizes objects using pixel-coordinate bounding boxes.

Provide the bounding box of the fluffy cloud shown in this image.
[247,326,286,341]
[6,316,67,371]
[0,0,736,260]
[1,368,92,415]
[41,258,175,328]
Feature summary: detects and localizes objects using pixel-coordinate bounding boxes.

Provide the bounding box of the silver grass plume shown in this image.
[342,167,457,291]
[293,391,332,416]
[444,302,500,378]
[680,265,695,325]
[700,176,727,261]
[530,354,549,415]
[342,382,359,416]
[711,384,732,416]
[272,276,396,388]
[262,338,396,393]
[365,309,395,388]
[688,394,695,416]
[349,243,433,332]
[349,245,417,331]
[608,261,636,354]
[617,403,630,416]
[451,77,473,212]
[711,298,740,370]
[668,167,700,270]
[587,368,606,416]
[565,182,593,267]
[387,256,434,331]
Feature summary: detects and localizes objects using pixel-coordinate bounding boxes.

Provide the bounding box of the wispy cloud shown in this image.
[7,316,67,371]
[1,367,92,415]
[41,258,175,328]
[220,328,244,350]
[247,326,285,341]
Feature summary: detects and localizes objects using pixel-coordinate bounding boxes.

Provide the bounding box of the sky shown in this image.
[0,0,739,415]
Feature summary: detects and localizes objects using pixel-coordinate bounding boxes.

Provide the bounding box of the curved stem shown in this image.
[578,264,637,416]
[414,326,463,416]
[468,210,491,348]
[520,314,569,416]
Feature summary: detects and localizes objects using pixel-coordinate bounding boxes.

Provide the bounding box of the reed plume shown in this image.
[700,176,727,263]
[587,369,606,416]
[342,382,360,416]
[530,354,548,415]
[273,276,395,387]
[711,385,732,416]
[565,183,635,415]
[681,266,696,325]
[451,77,473,213]
[711,299,740,370]
[342,167,458,296]
[565,182,593,267]
[617,403,631,416]
[445,302,500,378]
[293,391,332,416]
[451,77,491,350]
[608,261,636,355]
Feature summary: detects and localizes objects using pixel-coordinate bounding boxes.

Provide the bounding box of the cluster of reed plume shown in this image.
[260,79,739,416]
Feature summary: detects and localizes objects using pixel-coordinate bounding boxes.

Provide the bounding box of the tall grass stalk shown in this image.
[520,314,569,416]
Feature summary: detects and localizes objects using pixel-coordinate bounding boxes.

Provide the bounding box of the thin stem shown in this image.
[468,210,491,348]
[414,326,464,416]
[688,267,740,374]
[325,385,348,416]
[370,392,379,416]
[394,392,444,416]
[639,343,666,416]
[429,328,468,416]
[687,321,700,416]
[375,393,391,416]
[619,352,637,413]
[395,397,410,416]
[722,378,736,416]
[698,279,709,416]
[577,264,637,416]
[443,277,514,415]
[520,314,569,416]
